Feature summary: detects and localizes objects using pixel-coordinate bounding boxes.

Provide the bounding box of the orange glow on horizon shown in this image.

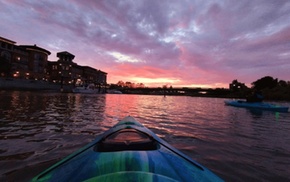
[108,76,229,88]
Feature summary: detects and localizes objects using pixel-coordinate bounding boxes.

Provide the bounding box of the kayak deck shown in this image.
[32,116,223,182]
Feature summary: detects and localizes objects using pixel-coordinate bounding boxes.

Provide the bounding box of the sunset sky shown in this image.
[1,0,290,88]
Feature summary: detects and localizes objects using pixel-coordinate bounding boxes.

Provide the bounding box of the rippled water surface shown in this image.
[0,91,290,181]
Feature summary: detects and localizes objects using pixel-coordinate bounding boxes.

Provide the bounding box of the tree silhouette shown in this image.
[230,79,247,92]
[251,76,278,90]
[278,80,287,87]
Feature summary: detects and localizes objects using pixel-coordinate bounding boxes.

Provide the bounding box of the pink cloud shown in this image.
[1,0,290,87]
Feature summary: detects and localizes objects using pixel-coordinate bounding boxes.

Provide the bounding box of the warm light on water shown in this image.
[0,91,290,181]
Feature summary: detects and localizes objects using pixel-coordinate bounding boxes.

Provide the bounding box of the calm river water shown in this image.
[0,91,290,181]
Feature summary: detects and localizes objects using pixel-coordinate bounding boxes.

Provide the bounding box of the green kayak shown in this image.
[32,116,223,182]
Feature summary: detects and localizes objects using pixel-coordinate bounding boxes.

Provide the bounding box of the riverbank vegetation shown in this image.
[230,76,290,101]
[2,75,289,101]
[109,76,290,101]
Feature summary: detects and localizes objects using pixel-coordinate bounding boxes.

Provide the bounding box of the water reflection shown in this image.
[0,91,290,181]
[1,92,108,136]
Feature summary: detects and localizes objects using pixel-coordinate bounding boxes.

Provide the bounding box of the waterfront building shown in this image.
[48,51,75,84]
[82,66,98,84]
[18,45,51,81]
[12,46,29,79]
[97,70,107,85]
[1,37,51,80]
[72,64,107,87]
[72,62,84,85]
[1,35,107,88]
[0,36,16,77]
[48,51,107,86]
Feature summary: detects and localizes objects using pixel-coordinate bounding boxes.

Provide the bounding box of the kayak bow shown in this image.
[32,116,223,182]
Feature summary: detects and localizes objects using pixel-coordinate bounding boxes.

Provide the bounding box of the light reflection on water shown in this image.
[0,91,290,181]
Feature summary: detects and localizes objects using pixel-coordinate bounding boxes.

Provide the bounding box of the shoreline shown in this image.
[0,78,73,92]
[1,78,290,101]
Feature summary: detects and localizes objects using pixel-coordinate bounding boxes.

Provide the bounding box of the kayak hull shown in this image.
[224,100,289,112]
[32,116,223,182]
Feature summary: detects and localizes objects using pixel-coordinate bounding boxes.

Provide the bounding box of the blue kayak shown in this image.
[32,116,223,182]
[224,100,289,112]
